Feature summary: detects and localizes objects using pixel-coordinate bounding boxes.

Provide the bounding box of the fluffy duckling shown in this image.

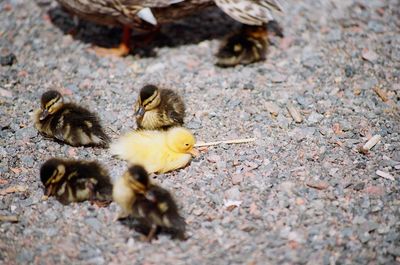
[40,158,112,206]
[134,85,185,130]
[110,127,199,174]
[114,165,186,241]
[33,90,110,147]
[216,25,269,67]
[112,165,149,220]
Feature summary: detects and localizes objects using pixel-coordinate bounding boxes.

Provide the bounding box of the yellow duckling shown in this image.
[134,84,185,130]
[110,127,199,174]
[33,90,110,147]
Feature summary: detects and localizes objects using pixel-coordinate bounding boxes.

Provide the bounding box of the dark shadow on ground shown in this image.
[46,5,241,57]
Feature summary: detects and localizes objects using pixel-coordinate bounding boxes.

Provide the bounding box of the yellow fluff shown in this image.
[110,127,199,174]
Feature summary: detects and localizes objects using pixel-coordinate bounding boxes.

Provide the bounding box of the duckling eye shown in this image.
[185,143,189,146]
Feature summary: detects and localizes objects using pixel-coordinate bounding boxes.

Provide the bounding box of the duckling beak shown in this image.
[135,106,145,118]
[39,109,49,120]
[189,148,200,157]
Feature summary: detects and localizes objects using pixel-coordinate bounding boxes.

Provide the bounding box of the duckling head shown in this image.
[40,158,66,196]
[135,85,161,118]
[40,90,64,120]
[166,127,199,157]
[124,165,150,194]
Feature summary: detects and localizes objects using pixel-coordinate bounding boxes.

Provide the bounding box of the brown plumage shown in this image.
[54,0,282,62]
[134,85,185,130]
[40,158,113,206]
[113,165,186,241]
[216,25,268,67]
[33,90,110,147]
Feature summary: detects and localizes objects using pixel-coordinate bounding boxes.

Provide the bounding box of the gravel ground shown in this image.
[1,0,400,264]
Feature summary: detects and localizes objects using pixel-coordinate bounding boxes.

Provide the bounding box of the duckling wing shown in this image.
[58,104,110,147]
[160,89,185,125]
[150,186,186,233]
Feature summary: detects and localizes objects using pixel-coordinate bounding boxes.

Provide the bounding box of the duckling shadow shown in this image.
[47,6,241,58]
[119,217,186,240]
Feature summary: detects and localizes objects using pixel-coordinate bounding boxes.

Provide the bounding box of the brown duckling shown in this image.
[134,85,185,130]
[40,158,112,206]
[113,165,186,241]
[33,90,110,147]
[216,25,269,67]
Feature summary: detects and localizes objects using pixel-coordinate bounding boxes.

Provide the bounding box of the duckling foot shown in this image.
[90,199,111,208]
[143,225,158,242]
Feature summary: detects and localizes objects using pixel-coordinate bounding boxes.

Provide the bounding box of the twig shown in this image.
[0,215,18,222]
[373,87,388,102]
[195,138,256,147]
[376,170,395,181]
[0,185,27,196]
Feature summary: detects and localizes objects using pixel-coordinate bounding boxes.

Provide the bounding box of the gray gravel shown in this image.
[1,0,400,264]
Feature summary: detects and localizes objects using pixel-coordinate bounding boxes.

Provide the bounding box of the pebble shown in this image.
[224,187,241,201]
[0,53,17,66]
[2,1,399,264]
[307,112,324,124]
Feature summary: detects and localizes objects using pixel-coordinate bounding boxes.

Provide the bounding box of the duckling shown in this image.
[112,165,149,220]
[134,85,185,130]
[33,90,110,147]
[114,165,186,241]
[110,127,199,174]
[40,158,112,206]
[216,25,269,67]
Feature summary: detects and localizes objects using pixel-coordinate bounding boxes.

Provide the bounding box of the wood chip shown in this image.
[195,138,256,147]
[373,87,388,102]
[0,185,27,196]
[361,135,381,152]
[376,170,395,181]
[306,180,329,190]
[264,101,280,117]
[0,215,18,222]
[287,103,303,123]
[332,123,342,135]
[0,179,8,185]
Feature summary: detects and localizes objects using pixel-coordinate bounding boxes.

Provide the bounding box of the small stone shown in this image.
[306,180,329,190]
[362,48,379,63]
[231,174,243,185]
[361,221,379,233]
[326,29,342,42]
[387,246,400,257]
[264,101,280,116]
[358,231,371,243]
[224,186,241,201]
[307,112,324,124]
[243,83,255,90]
[270,72,287,83]
[85,217,102,231]
[0,53,17,66]
[207,155,220,163]
[0,88,13,98]
[353,182,365,191]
